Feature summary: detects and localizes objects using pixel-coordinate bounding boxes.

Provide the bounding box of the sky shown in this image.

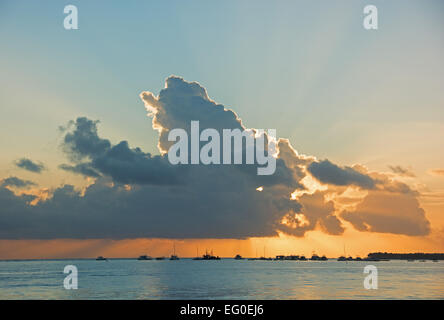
[0,1,443,259]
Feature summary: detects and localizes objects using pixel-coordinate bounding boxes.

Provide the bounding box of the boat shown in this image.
[258,257,272,261]
[198,250,221,260]
[202,254,221,260]
[193,247,201,260]
[273,255,302,261]
[170,243,179,260]
[155,257,166,260]
[234,254,244,260]
[338,256,347,261]
[299,255,307,261]
[310,251,327,261]
[96,256,107,261]
[137,255,152,260]
[258,246,272,261]
[310,254,321,261]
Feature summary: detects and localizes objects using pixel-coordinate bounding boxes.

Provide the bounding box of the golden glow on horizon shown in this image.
[1,159,442,260]
[1,224,443,260]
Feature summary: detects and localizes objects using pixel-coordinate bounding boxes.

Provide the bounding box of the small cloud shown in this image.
[388,165,415,177]
[14,158,45,173]
[429,169,444,177]
[59,163,101,178]
[307,159,375,189]
[1,176,36,188]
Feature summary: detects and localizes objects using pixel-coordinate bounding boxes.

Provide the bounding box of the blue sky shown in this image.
[1,1,444,258]
[1,0,443,187]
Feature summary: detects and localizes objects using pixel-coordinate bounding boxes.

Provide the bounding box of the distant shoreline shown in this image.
[1,252,444,262]
[367,252,444,260]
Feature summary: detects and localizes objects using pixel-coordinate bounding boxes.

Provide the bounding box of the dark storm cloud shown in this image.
[0,77,330,239]
[308,160,375,189]
[0,178,300,239]
[60,118,182,185]
[14,158,45,173]
[0,76,431,239]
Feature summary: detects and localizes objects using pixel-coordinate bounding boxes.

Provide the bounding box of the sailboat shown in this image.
[193,246,201,260]
[259,246,272,261]
[338,245,349,262]
[170,243,179,260]
[195,249,221,260]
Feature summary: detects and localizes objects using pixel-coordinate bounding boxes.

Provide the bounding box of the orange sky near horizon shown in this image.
[1,186,443,260]
[1,220,443,260]
[3,178,444,260]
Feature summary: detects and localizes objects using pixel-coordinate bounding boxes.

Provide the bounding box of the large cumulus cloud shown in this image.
[339,170,431,235]
[0,76,432,239]
[341,190,430,236]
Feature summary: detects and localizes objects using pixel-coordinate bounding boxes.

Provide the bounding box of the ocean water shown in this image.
[0,259,443,299]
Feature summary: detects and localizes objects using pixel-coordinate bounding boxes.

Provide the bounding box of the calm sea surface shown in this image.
[0,259,443,299]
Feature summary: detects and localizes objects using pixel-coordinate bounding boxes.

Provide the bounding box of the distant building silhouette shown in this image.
[367,252,444,260]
